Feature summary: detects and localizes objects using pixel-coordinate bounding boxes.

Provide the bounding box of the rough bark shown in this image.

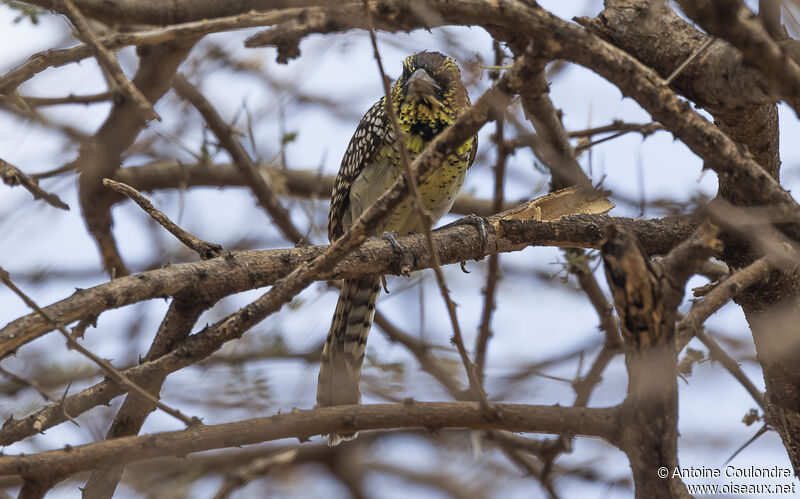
[603,223,721,498]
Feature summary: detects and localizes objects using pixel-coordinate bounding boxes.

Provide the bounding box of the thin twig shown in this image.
[570,254,622,348]
[574,123,662,153]
[172,74,306,245]
[676,257,771,409]
[212,449,298,499]
[24,91,115,107]
[695,329,766,410]
[572,36,714,154]
[0,366,54,403]
[55,0,159,121]
[475,41,508,383]
[58,380,81,428]
[0,159,69,210]
[360,0,493,415]
[0,96,88,142]
[664,37,716,85]
[103,178,223,260]
[567,121,659,138]
[0,267,199,427]
[677,258,771,343]
[374,311,465,397]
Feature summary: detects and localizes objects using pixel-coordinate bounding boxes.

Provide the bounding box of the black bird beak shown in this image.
[406,69,440,97]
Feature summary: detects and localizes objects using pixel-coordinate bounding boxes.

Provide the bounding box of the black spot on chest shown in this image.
[408,120,446,141]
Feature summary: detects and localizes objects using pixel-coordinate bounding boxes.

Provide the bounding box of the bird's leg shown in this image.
[438,214,489,272]
[382,231,413,278]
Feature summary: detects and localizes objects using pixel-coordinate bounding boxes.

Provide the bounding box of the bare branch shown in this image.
[20,0,323,25]
[0,212,697,360]
[475,44,509,382]
[677,0,800,116]
[0,267,199,427]
[111,161,514,216]
[172,74,306,245]
[0,159,68,210]
[54,0,159,121]
[676,258,772,409]
[102,178,223,260]
[0,402,618,478]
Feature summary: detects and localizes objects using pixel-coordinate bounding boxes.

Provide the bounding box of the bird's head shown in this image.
[390,51,470,138]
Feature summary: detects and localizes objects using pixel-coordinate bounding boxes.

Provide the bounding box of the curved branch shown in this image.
[242,0,800,224]
[677,0,800,116]
[19,0,325,25]
[583,0,791,108]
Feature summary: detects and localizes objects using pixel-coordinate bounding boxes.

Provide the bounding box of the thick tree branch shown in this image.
[583,0,782,204]
[76,40,194,277]
[19,0,324,25]
[54,0,159,121]
[603,222,721,498]
[583,0,790,108]
[0,402,618,479]
[0,212,696,360]
[677,0,800,116]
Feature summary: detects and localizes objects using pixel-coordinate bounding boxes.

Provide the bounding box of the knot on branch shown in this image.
[601,222,722,350]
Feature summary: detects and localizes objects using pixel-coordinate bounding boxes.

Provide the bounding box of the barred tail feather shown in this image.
[317,276,381,445]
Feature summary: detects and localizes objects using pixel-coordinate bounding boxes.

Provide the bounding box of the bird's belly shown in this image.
[346,139,471,235]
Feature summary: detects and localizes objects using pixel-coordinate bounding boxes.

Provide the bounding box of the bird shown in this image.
[316,51,477,445]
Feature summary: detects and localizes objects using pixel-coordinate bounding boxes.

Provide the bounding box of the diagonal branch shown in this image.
[0,267,198,427]
[172,74,306,245]
[0,159,68,210]
[677,0,800,116]
[76,39,194,277]
[676,257,771,409]
[102,178,223,260]
[54,0,159,121]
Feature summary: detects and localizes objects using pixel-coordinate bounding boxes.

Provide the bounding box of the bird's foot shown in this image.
[438,214,489,272]
[382,231,412,277]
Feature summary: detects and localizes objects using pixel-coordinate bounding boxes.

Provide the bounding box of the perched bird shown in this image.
[317,51,477,445]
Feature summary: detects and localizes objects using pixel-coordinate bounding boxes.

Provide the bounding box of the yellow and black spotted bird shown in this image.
[317,51,477,445]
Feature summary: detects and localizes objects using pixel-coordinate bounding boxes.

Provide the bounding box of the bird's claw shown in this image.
[441,214,489,255]
[382,231,412,277]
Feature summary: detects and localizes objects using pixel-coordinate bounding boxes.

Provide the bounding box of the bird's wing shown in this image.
[328,99,390,241]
